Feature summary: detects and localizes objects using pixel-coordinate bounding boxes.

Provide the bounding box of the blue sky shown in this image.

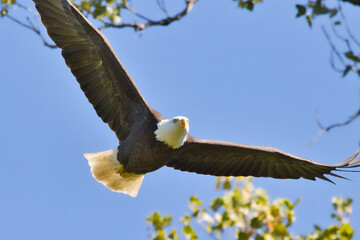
[1,0,360,239]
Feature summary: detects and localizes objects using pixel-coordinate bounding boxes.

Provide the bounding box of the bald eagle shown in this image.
[34,0,360,197]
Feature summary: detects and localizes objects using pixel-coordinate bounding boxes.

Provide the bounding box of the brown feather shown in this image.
[34,0,161,141]
[167,139,360,182]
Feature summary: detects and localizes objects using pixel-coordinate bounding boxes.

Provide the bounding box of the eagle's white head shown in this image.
[154,116,189,149]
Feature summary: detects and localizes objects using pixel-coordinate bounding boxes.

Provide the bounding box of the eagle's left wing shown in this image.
[167,139,360,183]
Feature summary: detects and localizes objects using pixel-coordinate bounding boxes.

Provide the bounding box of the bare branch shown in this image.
[330,50,346,73]
[156,0,169,17]
[321,26,347,70]
[14,3,38,15]
[319,108,360,132]
[342,0,360,7]
[5,14,33,30]
[311,107,360,144]
[98,0,197,31]
[330,23,351,51]
[4,3,56,48]
[338,4,360,48]
[124,6,154,22]
[26,17,57,48]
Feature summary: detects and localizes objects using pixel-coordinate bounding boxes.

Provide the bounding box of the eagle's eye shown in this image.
[173,119,178,123]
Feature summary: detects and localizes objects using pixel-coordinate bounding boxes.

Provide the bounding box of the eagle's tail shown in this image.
[84,149,144,197]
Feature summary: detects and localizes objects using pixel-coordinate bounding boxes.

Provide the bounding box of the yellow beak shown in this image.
[181,118,187,129]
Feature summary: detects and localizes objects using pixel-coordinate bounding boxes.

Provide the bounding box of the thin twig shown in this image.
[125,6,154,22]
[5,14,33,30]
[321,26,347,70]
[311,108,360,144]
[330,50,346,72]
[156,0,169,17]
[320,108,360,132]
[28,18,57,48]
[5,4,56,48]
[14,3,38,15]
[98,0,197,31]
[338,3,360,48]
[331,23,351,51]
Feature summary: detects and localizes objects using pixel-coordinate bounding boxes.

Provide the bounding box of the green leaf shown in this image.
[343,65,352,77]
[314,224,322,231]
[180,215,191,225]
[296,5,306,18]
[339,223,354,238]
[238,231,252,240]
[329,9,337,18]
[255,234,265,240]
[190,195,202,206]
[237,0,256,11]
[92,5,107,19]
[345,51,360,62]
[163,216,172,228]
[182,225,192,234]
[182,225,197,239]
[80,1,91,12]
[210,197,224,211]
[250,212,266,229]
[273,222,288,237]
[168,229,179,240]
[108,6,121,23]
[1,0,16,4]
[306,14,312,27]
[223,178,232,189]
[0,8,8,17]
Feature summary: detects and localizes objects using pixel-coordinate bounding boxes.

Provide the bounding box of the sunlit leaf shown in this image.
[210,197,224,211]
[238,231,252,240]
[306,14,312,27]
[190,195,202,206]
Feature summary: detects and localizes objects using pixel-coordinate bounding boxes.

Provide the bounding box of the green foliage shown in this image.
[0,0,15,17]
[146,212,175,240]
[295,0,338,27]
[71,0,122,23]
[234,0,263,11]
[146,177,354,240]
[294,0,360,78]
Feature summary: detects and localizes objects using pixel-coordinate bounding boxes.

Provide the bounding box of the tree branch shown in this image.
[6,14,56,48]
[321,26,347,72]
[342,0,360,7]
[98,0,197,31]
[311,107,360,144]
[318,108,360,132]
[4,3,57,48]
[338,3,360,48]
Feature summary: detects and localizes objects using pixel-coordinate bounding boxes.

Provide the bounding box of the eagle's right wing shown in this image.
[34,0,158,141]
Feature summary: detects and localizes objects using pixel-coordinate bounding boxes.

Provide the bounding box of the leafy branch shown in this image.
[146,177,354,240]
[295,0,360,140]
[1,0,198,48]
[97,0,198,31]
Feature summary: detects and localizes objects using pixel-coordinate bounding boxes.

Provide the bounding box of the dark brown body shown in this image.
[117,110,174,174]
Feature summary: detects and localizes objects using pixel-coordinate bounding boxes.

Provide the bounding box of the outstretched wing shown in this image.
[167,139,360,183]
[34,0,158,141]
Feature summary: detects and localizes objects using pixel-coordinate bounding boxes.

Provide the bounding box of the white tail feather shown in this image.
[84,149,145,197]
